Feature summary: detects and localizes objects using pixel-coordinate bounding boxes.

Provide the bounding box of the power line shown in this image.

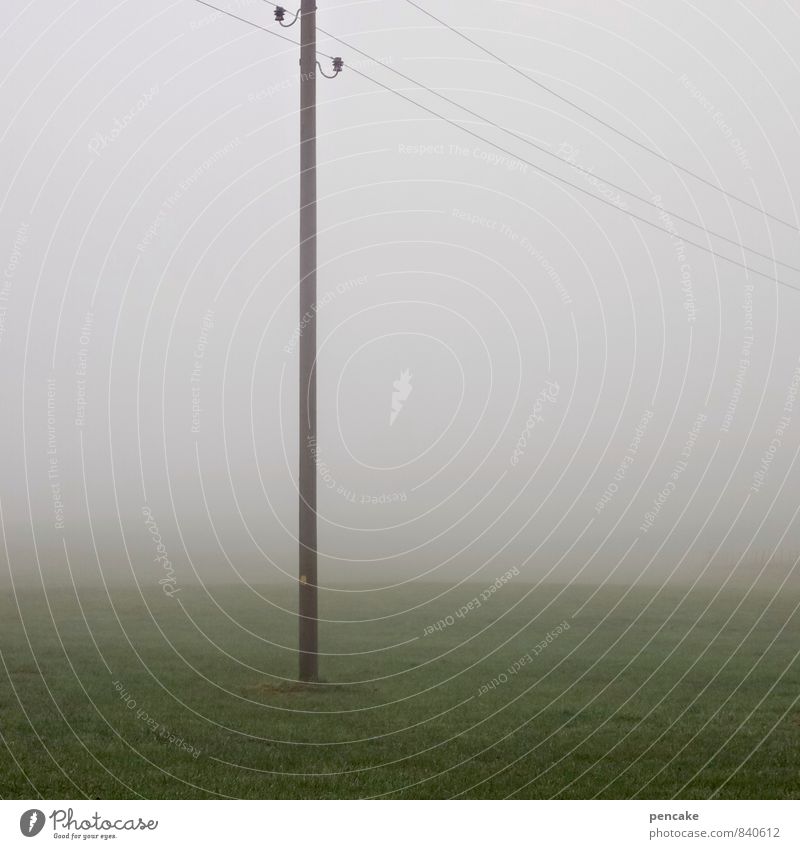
[251,0,799,274]
[191,0,800,293]
[401,0,800,233]
[194,0,300,48]
[343,62,800,293]
[293,15,800,275]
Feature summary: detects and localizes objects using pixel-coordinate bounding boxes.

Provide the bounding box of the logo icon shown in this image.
[390,369,413,426]
[20,809,45,837]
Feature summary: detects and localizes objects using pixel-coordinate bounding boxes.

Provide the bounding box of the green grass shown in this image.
[0,580,798,799]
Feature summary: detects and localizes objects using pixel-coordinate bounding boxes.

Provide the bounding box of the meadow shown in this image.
[0,580,797,799]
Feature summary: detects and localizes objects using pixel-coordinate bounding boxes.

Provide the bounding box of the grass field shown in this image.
[0,580,798,799]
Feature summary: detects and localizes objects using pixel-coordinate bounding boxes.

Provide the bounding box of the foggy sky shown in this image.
[2,0,800,592]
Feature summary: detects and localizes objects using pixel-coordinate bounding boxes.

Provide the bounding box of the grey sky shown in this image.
[2,0,800,591]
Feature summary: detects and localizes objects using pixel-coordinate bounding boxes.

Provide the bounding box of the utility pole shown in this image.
[275,0,340,681]
[298,0,319,682]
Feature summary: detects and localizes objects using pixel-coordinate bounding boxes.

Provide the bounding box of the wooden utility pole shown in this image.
[298,0,319,682]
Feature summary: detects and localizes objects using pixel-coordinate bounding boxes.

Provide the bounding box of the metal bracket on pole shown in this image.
[316,57,344,78]
[273,5,301,26]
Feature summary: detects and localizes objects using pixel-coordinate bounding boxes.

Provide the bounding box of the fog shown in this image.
[2,0,800,592]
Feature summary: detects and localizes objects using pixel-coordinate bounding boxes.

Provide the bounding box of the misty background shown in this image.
[2,0,800,594]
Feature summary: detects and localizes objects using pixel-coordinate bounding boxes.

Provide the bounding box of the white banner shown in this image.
[2,800,797,848]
